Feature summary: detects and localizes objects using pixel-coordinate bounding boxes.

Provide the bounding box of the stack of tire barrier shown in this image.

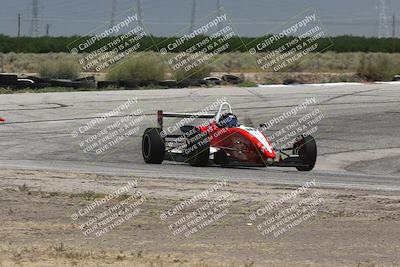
[0,74,48,89]
[221,74,242,84]
[98,74,244,89]
[97,80,178,89]
[177,75,243,88]
[0,74,96,89]
[177,79,208,88]
[26,76,96,89]
[0,73,245,90]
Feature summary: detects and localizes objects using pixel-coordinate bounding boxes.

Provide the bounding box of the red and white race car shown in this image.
[142,103,317,171]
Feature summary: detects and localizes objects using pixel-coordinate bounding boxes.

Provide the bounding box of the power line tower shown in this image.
[377,0,390,38]
[110,0,117,28]
[45,24,51,36]
[30,0,39,37]
[216,0,222,32]
[137,0,144,29]
[18,13,21,37]
[392,12,396,38]
[189,0,196,33]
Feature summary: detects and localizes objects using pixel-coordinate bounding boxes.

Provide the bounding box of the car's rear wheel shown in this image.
[142,128,165,164]
[185,128,210,167]
[294,135,317,171]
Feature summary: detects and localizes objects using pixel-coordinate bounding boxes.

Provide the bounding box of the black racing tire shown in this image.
[221,74,242,84]
[157,80,178,88]
[47,79,82,88]
[142,128,165,164]
[294,135,317,171]
[0,74,18,85]
[184,128,210,167]
[97,81,120,89]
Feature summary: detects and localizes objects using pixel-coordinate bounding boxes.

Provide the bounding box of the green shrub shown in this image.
[107,54,166,81]
[38,59,81,79]
[357,53,399,81]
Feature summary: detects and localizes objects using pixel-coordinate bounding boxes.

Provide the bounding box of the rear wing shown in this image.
[157,110,215,129]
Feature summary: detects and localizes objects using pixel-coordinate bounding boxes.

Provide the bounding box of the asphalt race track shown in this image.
[1,83,399,191]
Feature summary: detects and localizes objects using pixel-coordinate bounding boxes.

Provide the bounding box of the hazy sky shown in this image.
[0,0,398,37]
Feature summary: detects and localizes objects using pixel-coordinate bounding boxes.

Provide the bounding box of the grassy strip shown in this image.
[2,52,400,77]
[2,35,400,53]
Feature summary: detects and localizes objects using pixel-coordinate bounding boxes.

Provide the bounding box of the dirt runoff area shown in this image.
[0,169,399,267]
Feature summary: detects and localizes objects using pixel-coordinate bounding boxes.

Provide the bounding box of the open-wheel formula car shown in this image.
[142,103,317,171]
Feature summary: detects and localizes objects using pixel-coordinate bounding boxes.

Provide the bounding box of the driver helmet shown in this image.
[220,113,238,127]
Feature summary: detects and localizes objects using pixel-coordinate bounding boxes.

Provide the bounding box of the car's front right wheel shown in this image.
[294,135,317,171]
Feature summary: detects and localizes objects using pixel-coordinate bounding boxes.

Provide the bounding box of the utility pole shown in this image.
[17,13,21,37]
[189,0,196,34]
[137,0,143,29]
[45,24,51,36]
[30,0,39,37]
[216,0,222,32]
[110,0,117,28]
[392,12,396,52]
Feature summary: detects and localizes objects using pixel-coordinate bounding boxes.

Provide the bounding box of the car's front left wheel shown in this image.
[142,128,165,164]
